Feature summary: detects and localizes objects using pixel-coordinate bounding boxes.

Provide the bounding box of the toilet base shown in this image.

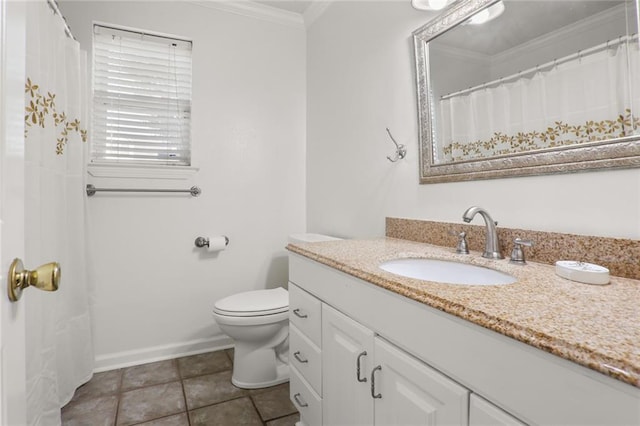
[232,359,289,389]
[230,337,290,389]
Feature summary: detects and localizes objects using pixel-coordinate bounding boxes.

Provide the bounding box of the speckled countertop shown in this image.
[287,237,640,388]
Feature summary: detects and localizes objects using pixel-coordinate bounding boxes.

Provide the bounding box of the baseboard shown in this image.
[93,335,234,373]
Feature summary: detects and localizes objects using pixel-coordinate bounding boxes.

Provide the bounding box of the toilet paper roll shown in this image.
[209,236,229,251]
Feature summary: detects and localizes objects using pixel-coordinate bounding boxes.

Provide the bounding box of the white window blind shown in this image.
[92,25,192,166]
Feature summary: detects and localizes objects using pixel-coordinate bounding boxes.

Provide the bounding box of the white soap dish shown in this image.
[555,261,610,285]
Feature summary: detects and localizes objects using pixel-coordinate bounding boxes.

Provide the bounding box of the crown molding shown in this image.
[303,1,332,27]
[187,0,305,29]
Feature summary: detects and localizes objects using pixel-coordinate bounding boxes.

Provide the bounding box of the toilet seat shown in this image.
[213,287,288,317]
[213,309,289,327]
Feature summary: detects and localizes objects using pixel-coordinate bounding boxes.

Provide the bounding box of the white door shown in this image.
[373,337,469,426]
[0,0,28,424]
[322,304,375,426]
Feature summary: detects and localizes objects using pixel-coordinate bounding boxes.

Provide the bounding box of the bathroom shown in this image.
[1,0,639,425]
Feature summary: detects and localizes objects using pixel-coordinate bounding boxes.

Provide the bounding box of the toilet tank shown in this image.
[288,233,342,243]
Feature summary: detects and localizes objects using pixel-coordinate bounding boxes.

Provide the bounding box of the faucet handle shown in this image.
[449,230,469,255]
[510,238,534,265]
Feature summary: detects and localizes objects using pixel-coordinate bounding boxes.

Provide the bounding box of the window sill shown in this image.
[87,163,199,180]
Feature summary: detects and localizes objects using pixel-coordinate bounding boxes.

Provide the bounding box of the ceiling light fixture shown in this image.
[411,0,455,11]
[465,1,505,25]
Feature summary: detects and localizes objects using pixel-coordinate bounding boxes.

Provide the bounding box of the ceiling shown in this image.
[252,0,315,14]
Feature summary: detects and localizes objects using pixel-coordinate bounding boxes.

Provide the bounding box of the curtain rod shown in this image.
[46,0,76,41]
[440,34,638,101]
[93,23,193,45]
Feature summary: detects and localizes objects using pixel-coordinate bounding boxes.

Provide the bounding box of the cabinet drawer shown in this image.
[290,366,322,426]
[289,283,321,347]
[290,324,322,395]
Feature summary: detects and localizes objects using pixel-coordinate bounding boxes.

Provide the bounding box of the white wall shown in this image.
[60,1,306,370]
[307,1,640,240]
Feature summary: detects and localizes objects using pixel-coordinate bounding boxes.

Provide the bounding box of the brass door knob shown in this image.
[8,258,60,302]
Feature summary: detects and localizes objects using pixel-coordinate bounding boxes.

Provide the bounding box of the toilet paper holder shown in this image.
[195,236,229,248]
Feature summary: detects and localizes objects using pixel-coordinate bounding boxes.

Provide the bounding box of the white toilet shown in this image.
[212,233,340,389]
[213,287,290,388]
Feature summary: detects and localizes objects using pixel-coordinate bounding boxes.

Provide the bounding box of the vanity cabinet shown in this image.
[469,395,526,426]
[291,282,469,426]
[323,303,468,425]
[289,252,640,426]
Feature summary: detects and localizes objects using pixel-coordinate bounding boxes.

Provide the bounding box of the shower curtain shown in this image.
[24,1,93,424]
[439,40,640,162]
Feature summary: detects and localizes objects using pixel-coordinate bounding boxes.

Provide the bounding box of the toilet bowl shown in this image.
[212,233,340,389]
[213,287,289,389]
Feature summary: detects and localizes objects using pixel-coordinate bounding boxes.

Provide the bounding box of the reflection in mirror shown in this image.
[413,0,640,183]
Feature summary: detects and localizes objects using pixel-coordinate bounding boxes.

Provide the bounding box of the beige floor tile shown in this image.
[62,395,118,426]
[183,370,247,410]
[62,350,301,425]
[121,360,180,391]
[133,412,189,426]
[117,381,185,426]
[266,413,301,426]
[177,351,232,379]
[70,370,123,402]
[252,382,297,421]
[189,397,262,426]
[248,381,289,396]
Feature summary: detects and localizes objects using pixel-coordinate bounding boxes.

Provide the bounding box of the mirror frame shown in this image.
[413,0,640,184]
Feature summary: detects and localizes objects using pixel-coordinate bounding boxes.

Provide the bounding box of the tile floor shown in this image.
[62,349,299,426]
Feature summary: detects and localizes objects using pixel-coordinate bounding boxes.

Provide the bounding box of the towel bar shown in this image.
[86,184,201,197]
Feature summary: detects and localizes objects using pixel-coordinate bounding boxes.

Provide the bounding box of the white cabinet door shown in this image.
[469,394,526,426]
[322,303,469,426]
[373,337,469,426]
[322,304,375,426]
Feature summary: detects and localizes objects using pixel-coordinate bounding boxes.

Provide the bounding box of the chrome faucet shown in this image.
[462,206,503,259]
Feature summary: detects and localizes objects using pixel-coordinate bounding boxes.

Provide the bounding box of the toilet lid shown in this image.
[213,287,289,317]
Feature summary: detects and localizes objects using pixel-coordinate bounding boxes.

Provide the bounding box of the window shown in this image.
[92,25,192,166]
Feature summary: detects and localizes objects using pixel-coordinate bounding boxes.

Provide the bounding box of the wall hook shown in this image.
[385,128,406,162]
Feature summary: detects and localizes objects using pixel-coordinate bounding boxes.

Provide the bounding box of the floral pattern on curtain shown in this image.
[439,40,640,162]
[24,77,88,154]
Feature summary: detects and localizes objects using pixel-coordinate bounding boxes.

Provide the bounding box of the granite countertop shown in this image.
[287,237,640,388]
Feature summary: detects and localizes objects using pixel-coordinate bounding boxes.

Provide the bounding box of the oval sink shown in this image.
[379,258,516,286]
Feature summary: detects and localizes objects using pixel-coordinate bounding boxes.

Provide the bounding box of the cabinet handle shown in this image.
[293,351,308,364]
[356,351,368,383]
[293,392,309,408]
[370,365,382,399]
[293,308,308,319]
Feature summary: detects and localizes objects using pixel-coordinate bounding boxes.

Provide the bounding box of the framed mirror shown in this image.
[413,0,640,183]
